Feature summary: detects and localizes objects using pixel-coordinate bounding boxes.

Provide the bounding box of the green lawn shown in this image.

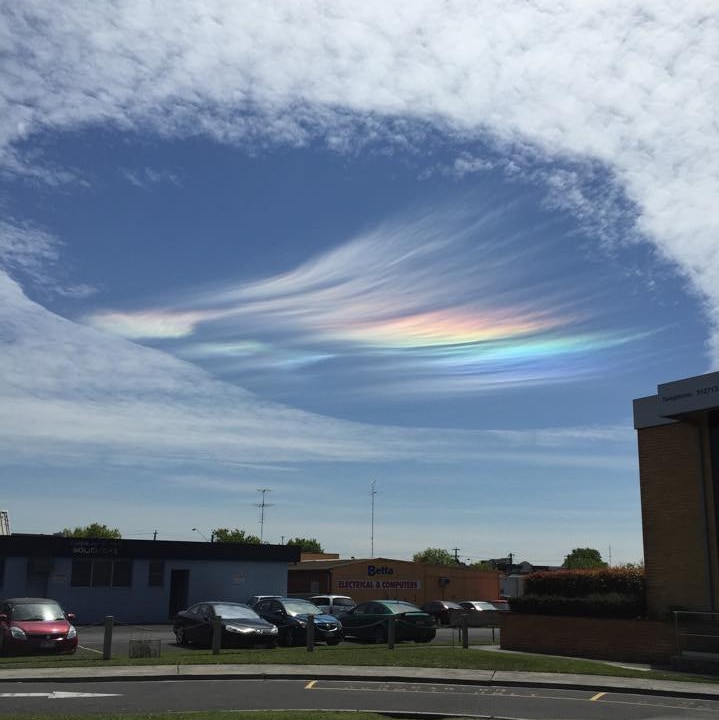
[0,643,714,683]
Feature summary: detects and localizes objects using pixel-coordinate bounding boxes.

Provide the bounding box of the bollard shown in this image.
[387,615,396,650]
[306,614,315,652]
[461,615,469,649]
[102,615,114,660]
[212,616,222,655]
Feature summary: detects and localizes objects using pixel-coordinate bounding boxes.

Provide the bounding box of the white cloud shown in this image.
[0,270,634,472]
[1,1,716,359]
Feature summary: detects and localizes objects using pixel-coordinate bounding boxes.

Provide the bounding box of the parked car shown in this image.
[491,599,511,612]
[340,600,436,643]
[309,594,356,617]
[457,600,501,627]
[0,597,77,655]
[246,594,282,608]
[420,599,466,626]
[255,597,342,646]
[173,601,279,648]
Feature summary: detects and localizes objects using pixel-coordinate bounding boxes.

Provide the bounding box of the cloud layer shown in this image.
[2,1,717,356]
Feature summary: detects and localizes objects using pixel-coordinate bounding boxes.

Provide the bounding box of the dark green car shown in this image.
[339,600,436,643]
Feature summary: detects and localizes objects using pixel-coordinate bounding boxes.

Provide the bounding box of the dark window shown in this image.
[0,557,4,587]
[148,560,164,587]
[113,560,132,587]
[93,560,112,587]
[71,560,92,586]
[70,559,133,587]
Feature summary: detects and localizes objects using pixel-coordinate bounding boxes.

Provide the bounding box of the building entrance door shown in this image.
[168,569,189,619]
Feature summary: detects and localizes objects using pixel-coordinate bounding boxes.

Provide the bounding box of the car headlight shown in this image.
[67,625,77,639]
[10,626,27,640]
[295,619,306,627]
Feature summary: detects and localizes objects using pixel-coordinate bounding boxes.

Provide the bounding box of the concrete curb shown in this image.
[0,664,718,700]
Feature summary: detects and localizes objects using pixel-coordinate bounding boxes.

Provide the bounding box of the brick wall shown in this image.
[501,613,677,664]
[637,420,719,617]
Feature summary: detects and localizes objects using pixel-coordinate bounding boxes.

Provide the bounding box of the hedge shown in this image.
[508,592,644,618]
[507,568,646,618]
[523,568,644,599]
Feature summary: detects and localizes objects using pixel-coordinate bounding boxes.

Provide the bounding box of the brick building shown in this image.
[633,370,719,618]
[288,557,501,605]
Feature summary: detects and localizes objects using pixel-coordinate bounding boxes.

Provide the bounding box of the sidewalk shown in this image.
[1,661,718,701]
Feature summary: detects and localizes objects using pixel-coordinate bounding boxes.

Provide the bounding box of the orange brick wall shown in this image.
[637,419,719,617]
[288,559,501,606]
[501,614,677,664]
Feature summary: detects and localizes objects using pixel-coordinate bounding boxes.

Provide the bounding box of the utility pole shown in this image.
[452,547,461,563]
[256,488,273,542]
[370,481,377,557]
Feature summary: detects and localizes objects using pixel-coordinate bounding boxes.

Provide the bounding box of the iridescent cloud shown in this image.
[83,205,640,389]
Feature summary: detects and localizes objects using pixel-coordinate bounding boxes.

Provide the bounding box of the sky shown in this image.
[1,1,717,566]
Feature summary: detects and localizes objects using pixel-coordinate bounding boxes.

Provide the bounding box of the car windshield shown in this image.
[333,598,355,607]
[383,601,421,614]
[12,602,65,621]
[211,604,258,619]
[283,599,322,615]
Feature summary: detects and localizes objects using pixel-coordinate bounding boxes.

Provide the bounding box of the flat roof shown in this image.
[634,370,719,428]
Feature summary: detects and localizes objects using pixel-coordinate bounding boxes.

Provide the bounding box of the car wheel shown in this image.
[175,627,187,646]
[372,624,387,644]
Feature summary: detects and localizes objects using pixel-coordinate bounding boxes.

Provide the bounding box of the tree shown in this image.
[562,547,608,570]
[212,528,262,544]
[412,547,456,565]
[60,523,121,539]
[468,560,494,571]
[286,537,324,553]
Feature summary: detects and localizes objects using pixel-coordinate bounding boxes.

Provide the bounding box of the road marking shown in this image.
[78,643,103,654]
[590,692,607,701]
[305,680,317,689]
[0,691,121,699]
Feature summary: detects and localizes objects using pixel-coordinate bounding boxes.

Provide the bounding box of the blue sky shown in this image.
[1,2,717,565]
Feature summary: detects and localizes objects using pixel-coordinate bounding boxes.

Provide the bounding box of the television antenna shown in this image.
[370,481,377,557]
[255,488,274,542]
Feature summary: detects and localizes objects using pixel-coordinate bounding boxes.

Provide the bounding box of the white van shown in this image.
[309,594,356,617]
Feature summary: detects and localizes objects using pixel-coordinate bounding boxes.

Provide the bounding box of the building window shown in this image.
[71,559,133,587]
[0,557,4,587]
[148,560,164,587]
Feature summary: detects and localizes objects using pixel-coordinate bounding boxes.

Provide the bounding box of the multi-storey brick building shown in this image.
[633,370,719,618]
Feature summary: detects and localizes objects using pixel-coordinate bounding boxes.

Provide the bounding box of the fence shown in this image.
[673,611,719,658]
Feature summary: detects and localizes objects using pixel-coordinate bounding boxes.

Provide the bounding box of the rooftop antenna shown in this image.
[256,488,273,542]
[370,481,377,557]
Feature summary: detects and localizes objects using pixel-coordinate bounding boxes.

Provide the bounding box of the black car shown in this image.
[173,601,279,648]
[420,600,466,626]
[340,600,436,643]
[254,597,342,646]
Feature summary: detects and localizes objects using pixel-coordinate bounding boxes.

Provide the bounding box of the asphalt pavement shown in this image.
[1,650,718,701]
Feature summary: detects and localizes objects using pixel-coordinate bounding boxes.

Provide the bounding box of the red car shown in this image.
[0,597,78,655]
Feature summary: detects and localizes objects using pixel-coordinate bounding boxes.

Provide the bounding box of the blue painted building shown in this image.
[0,534,299,624]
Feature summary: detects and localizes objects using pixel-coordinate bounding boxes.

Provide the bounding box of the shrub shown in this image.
[509,592,644,619]
[524,568,644,599]
[509,568,646,618]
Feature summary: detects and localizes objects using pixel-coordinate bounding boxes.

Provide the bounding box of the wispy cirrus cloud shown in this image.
[1,1,717,358]
[85,205,644,391]
[0,270,635,473]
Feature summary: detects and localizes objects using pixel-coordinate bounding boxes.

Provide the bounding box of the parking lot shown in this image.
[75,623,500,658]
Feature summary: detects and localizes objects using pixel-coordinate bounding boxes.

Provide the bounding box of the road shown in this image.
[0,677,717,718]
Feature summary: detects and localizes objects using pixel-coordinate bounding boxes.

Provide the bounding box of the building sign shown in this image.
[71,540,120,556]
[657,371,719,416]
[337,579,421,591]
